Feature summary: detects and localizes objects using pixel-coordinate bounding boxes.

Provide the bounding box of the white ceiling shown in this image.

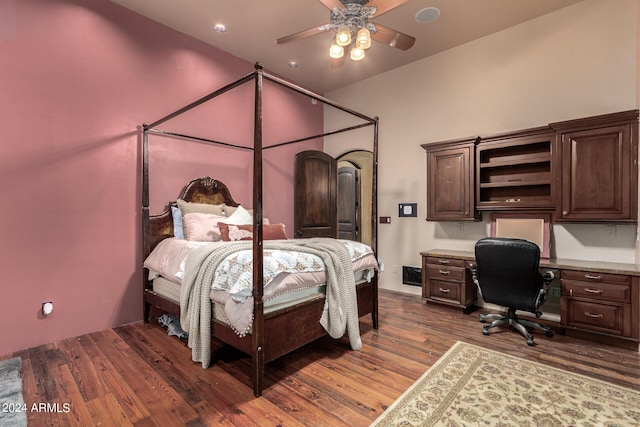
[109,0,584,94]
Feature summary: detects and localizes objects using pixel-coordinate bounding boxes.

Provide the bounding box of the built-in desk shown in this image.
[421,249,640,350]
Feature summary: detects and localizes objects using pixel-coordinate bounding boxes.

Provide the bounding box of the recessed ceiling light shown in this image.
[288,61,299,69]
[213,23,227,33]
[415,7,440,23]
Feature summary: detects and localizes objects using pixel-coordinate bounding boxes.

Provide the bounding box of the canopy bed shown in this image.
[141,63,379,397]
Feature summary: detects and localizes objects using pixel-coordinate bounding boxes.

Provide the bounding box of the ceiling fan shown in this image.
[276,0,415,63]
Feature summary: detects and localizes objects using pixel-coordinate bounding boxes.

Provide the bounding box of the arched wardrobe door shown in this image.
[294,150,337,238]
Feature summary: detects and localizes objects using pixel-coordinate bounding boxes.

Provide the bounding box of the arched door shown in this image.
[337,164,360,240]
[294,150,337,238]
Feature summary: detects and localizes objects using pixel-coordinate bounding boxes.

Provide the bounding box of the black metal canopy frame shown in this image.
[141,62,378,396]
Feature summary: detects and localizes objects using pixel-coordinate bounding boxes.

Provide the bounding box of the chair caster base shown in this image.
[478,309,553,346]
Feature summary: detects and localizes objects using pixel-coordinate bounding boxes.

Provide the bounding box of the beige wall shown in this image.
[326,0,639,295]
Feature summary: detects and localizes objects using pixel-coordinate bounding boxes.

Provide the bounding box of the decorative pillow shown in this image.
[176,199,225,217]
[182,212,227,241]
[223,205,253,225]
[218,223,287,241]
[223,204,253,217]
[171,205,184,239]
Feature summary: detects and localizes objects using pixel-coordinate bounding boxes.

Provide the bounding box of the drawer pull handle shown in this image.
[585,288,603,294]
[438,260,449,265]
[439,270,450,275]
[438,288,450,294]
[584,274,602,281]
[584,312,604,319]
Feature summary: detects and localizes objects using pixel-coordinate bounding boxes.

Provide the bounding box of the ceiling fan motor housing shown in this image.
[330,3,378,34]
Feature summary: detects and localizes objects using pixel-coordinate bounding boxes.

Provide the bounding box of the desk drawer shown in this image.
[561,280,630,303]
[425,264,465,281]
[426,257,466,268]
[562,298,629,336]
[561,270,630,286]
[428,279,460,302]
[561,270,631,303]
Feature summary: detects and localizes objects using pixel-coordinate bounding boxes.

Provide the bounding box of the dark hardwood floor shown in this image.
[5,290,640,426]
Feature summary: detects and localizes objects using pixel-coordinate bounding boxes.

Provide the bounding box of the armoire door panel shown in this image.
[294,150,337,238]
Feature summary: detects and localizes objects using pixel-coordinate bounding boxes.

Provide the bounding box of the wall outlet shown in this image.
[42,301,53,316]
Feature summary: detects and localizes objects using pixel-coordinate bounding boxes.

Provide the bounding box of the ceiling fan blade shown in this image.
[367,0,410,17]
[318,0,343,9]
[371,23,415,50]
[276,25,331,45]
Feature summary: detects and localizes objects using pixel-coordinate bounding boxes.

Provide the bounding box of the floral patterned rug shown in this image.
[371,341,640,426]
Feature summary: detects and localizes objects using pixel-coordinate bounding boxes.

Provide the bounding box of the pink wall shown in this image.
[0,0,323,355]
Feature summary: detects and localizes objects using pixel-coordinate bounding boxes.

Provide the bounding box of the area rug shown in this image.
[371,341,640,426]
[0,357,28,427]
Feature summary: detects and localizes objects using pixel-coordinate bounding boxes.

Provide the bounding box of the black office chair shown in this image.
[470,237,554,346]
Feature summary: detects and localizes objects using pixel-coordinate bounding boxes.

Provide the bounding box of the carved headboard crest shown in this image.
[177,176,239,206]
[201,176,218,189]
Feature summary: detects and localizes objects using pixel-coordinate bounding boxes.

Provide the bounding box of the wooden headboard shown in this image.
[145,177,239,255]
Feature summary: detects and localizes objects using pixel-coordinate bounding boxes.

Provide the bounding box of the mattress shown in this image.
[152,269,372,328]
[144,237,378,336]
[151,275,325,316]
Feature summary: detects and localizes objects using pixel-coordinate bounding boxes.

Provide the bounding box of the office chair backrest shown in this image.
[474,237,543,311]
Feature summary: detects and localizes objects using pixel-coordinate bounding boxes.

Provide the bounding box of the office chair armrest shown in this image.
[535,270,555,312]
[469,263,479,286]
[542,270,554,285]
[469,263,484,299]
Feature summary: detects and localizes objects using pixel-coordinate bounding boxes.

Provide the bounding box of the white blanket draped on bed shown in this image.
[180,238,363,368]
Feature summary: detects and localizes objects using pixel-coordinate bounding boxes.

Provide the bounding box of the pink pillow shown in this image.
[182,212,226,241]
[218,223,287,241]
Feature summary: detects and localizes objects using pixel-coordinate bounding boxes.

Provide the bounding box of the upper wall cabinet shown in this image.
[551,110,639,222]
[475,128,556,211]
[422,138,481,221]
[423,109,638,222]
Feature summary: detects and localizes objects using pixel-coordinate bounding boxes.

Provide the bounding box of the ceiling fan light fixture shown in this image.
[356,27,371,49]
[329,41,344,58]
[350,46,365,61]
[336,26,351,46]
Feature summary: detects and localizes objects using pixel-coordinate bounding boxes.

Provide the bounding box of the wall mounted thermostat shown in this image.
[398,203,417,217]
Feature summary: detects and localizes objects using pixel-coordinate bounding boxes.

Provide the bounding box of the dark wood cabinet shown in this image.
[422,109,638,222]
[552,111,639,222]
[421,254,477,311]
[422,138,480,221]
[560,269,638,343]
[475,128,556,210]
[422,249,640,350]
